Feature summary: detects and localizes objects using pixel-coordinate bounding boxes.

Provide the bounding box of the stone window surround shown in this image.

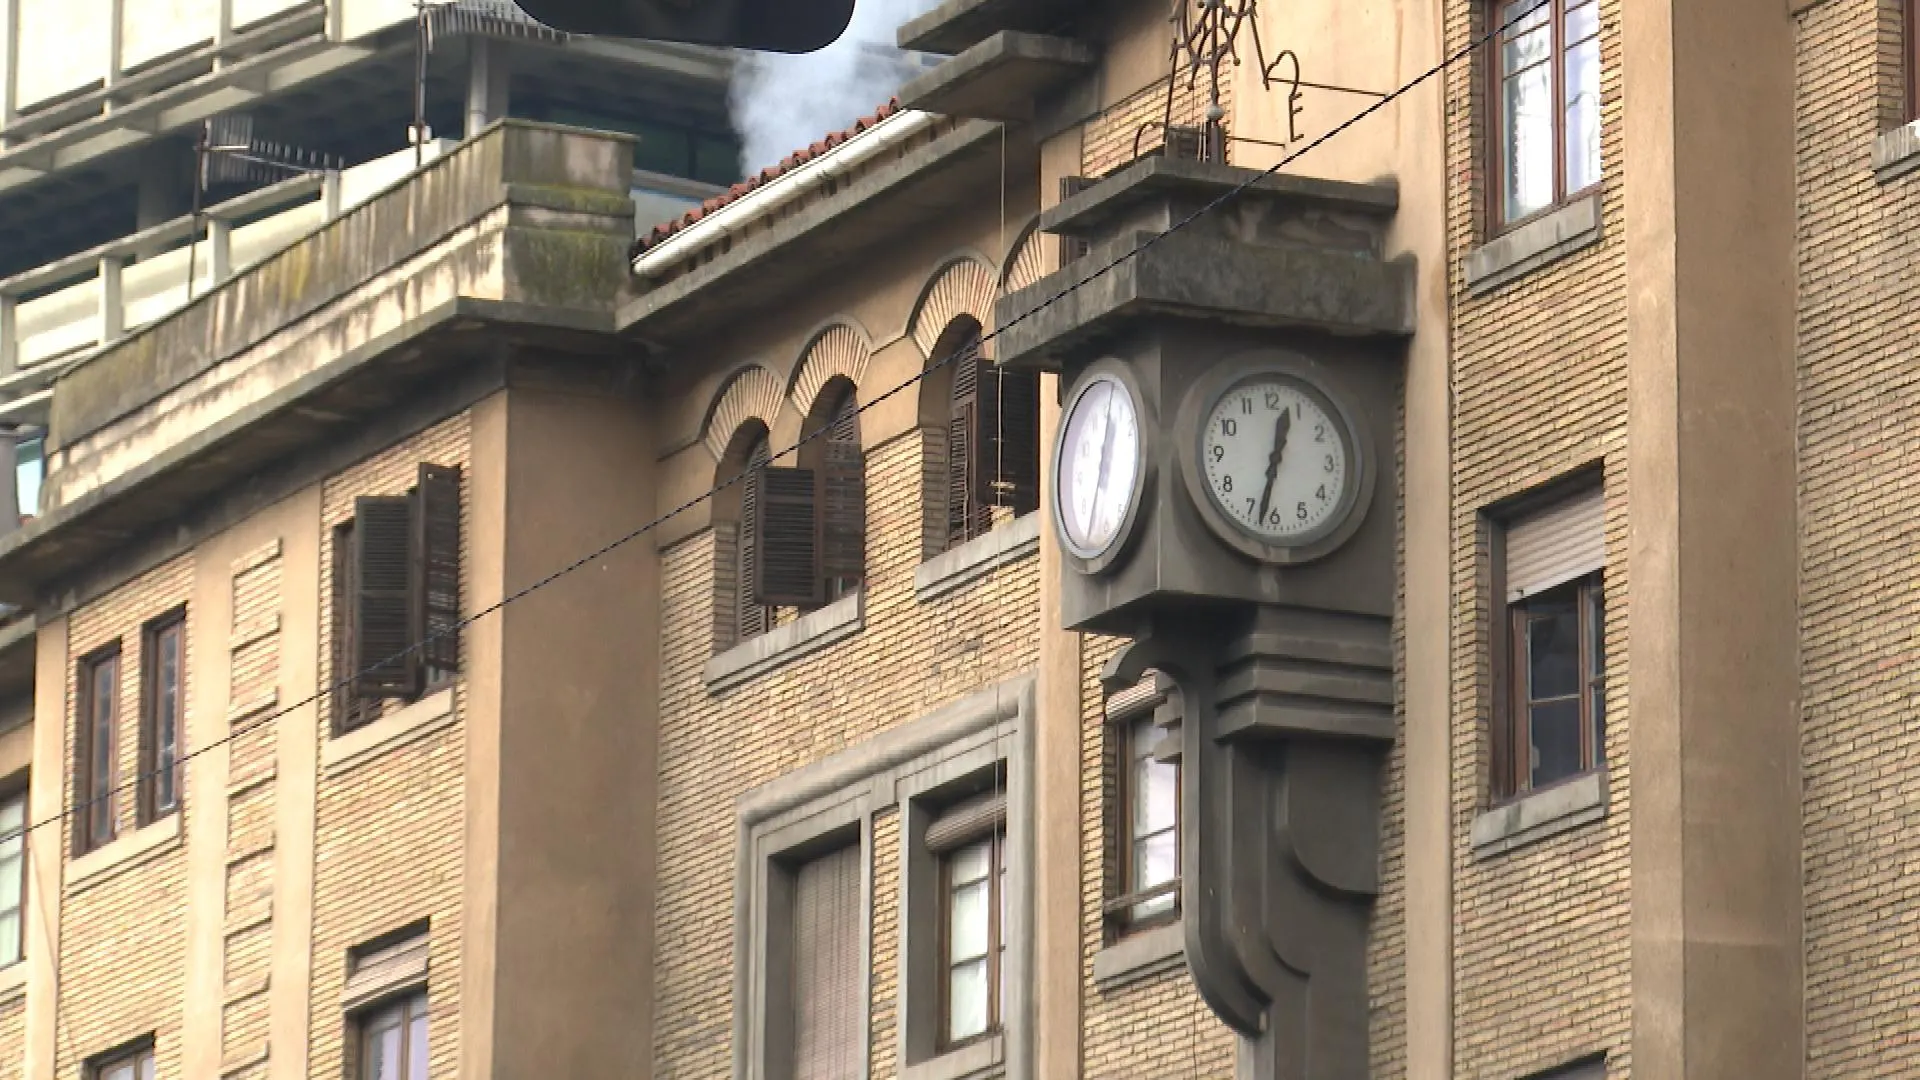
[1471,768,1609,858]
[706,589,866,693]
[1464,191,1604,296]
[732,674,1036,1080]
[321,686,457,778]
[914,514,1040,603]
[1873,118,1920,182]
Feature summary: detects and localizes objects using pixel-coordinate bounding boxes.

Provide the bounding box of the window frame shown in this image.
[0,786,26,969]
[352,990,430,1080]
[1486,0,1603,235]
[1496,573,1605,800]
[1108,713,1180,936]
[138,610,186,826]
[88,1041,155,1080]
[936,826,1005,1052]
[73,644,122,855]
[1908,0,1920,123]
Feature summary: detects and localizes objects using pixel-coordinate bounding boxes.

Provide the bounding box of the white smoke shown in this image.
[729,0,944,177]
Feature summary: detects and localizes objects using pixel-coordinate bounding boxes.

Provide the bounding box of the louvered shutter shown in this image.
[819,398,865,584]
[1505,487,1605,601]
[413,464,462,673]
[712,521,742,650]
[753,467,823,607]
[926,791,1008,854]
[792,844,861,1080]
[1058,176,1095,263]
[739,441,772,639]
[352,496,420,697]
[948,345,988,547]
[977,364,1041,513]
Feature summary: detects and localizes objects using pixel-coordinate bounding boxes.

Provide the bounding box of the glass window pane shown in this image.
[1565,0,1599,42]
[1133,755,1178,836]
[14,437,41,521]
[1135,830,1178,892]
[138,1054,155,1080]
[1503,62,1555,222]
[948,839,990,885]
[1501,23,1551,74]
[1499,0,1550,52]
[0,911,17,967]
[0,850,20,911]
[1526,600,1581,699]
[1529,699,1585,787]
[947,957,989,1042]
[370,1022,402,1080]
[0,795,21,834]
[1564,36,1602,192]
[948,879,991,960]
[408,1006,429,1080]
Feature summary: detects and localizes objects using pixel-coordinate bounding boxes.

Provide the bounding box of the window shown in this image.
[928,793,1007,1049]
[799,380,866,605]
[331,464,462,735]
[14,435,42,523]
[356,992,429,1080]
[90,1044,154,1080]
[0,790,23,968]
[139,613,184,824]
[936,320,1040,553]
[1114,713,1178,930]
[1494,484,1606,799]
[745,382,867,612]
[1491,0,1600,228]
[74,646,121,854]
[790,843,862,1080]
[714,429,776,651]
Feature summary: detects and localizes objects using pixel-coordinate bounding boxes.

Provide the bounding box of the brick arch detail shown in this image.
[702,363,786,461]
[909,258,998,359]
[789,323,874,422]
[1000,217,1047,297]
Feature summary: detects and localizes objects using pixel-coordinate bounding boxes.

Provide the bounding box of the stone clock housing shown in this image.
[997,156,1413,1080]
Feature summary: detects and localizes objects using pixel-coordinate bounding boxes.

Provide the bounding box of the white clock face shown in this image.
[1055,374,1142,558]
[1199,377,1351,543]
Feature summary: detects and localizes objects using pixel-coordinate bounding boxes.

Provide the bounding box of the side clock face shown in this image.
[1055,373,1143,560]
[1199,375,1354,545]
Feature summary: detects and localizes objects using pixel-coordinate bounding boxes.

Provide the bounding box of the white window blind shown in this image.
[1506,486,1605,602]
[792,843,862,1080]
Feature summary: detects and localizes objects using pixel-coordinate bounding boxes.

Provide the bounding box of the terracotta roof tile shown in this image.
[631,99,904,260]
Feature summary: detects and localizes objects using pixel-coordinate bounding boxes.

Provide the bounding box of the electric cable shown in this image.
[0,0,1549,850]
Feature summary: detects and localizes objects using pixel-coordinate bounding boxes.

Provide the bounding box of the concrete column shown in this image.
[464,39,511,139]
[23,615,68,1080]
[2,0,18,127]
[208,218,233,284]
[1623,0,1802,1074]
[97,256,124,344]
[0,293,18,376]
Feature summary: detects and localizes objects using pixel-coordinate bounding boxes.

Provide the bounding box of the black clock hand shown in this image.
[1258,409,1291,523]
[1091,390,1119,528]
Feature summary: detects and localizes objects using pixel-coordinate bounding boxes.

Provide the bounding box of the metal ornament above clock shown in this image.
[1175,352,1373,566]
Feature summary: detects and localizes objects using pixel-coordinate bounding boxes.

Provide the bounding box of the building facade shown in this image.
[0,0,1908,1077]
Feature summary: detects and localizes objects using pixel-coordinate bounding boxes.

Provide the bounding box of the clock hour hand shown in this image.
[1258,409,1291,523]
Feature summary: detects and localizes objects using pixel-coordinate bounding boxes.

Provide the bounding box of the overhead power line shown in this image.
[0,0,1548,850]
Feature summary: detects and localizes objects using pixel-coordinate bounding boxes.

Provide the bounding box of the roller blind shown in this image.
[1505,487,1604,602]
[792,844,861,1080]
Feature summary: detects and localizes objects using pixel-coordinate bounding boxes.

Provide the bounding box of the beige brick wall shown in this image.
[0,996,21,1080]
[309,413,472,1080]
[652,428,1040,1077]
[1795,0,1920,1075]
[58,554,194,1075]
[1081,66,1235,179]
[1442,0,1632,1073]
[868,809,901,1080]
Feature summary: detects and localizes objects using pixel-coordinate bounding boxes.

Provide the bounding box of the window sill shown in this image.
[1464,192,1603,296]
[915,514,1041,602]
[1092,919,1185,989]
[1471,769,1608,859]
[704,589,864,693]
[1873,119,1920,183]
[0,961,22,1004]
[903,1033,1004,1080]
[322,687,457,778]
[69,812,181,893]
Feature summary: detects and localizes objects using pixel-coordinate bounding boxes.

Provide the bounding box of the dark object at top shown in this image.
[511,0,857,52]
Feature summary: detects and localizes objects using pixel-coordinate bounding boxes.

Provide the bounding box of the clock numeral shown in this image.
[1314,423,1326,443]
[1209,444,1224,463]
[1241,397,1253,415]
[1244,498,1256,515]
[1267,508,1283,527]
[1264,390,1281,410]
[1297,502,1308,521]
[1324,455,1336,473]
[1316,485,1327,501]
[1220,418,1238,437]
[1221,475,1233,493]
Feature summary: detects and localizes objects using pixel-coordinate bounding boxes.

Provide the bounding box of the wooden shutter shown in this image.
[739,441,772,639]
[819,398,865,583]
[352,496,420,697]
[977,363,1041,513]
[413,463,462,673]
[792,844,862,1080]
[1058,176,1095,263]
[947,345,988,547]
[753,467,822,608]
[712,521,742,651]
[1505,487,1605,601]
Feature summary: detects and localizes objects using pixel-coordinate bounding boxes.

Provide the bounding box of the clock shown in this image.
[1176,356,1371,565]
[1053,365,1150,569]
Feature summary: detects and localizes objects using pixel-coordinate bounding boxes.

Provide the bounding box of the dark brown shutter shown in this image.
[947,344,988,548]
[792,844,862,1080]
[1058,176,1095,263]
[413,463,462,673]
[819,400,865,584]
[977,363,1041,514]
[712,521,741,651]
[753,466,822,608]
[738,440,772,639]
[352,496,420,698]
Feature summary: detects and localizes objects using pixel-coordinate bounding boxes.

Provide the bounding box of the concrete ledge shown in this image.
[1092,920,1185,989]
[1471,769,1608,859]
[322,687,456,777]
[1873,120,1920,182]
[705,590,864,693]
[0,960,23,1004]
[915,514,1040,602]
[902,1033,1004,1080]
[1464,193,1603,296]
[900,31,1096,122]
[69,812,182,893]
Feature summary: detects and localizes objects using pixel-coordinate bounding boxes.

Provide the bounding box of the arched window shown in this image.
[924,318,1040,557]
[713,422,773,652]
[798,377,866,603]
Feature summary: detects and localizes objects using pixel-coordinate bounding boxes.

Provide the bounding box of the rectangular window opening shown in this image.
[354,992,430,1080]
[1492,0,1602,231]
[0,789,24,969]
[139,612,185,825]
[74,646,121,854]
[89,1043,155,1080]
[790,842,863,1080]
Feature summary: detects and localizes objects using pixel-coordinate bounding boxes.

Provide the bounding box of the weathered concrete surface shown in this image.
[898,0,1098,54]
[899,31,1096,122]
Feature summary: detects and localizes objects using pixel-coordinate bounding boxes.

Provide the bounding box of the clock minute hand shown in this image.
[1258,409,1291,524]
